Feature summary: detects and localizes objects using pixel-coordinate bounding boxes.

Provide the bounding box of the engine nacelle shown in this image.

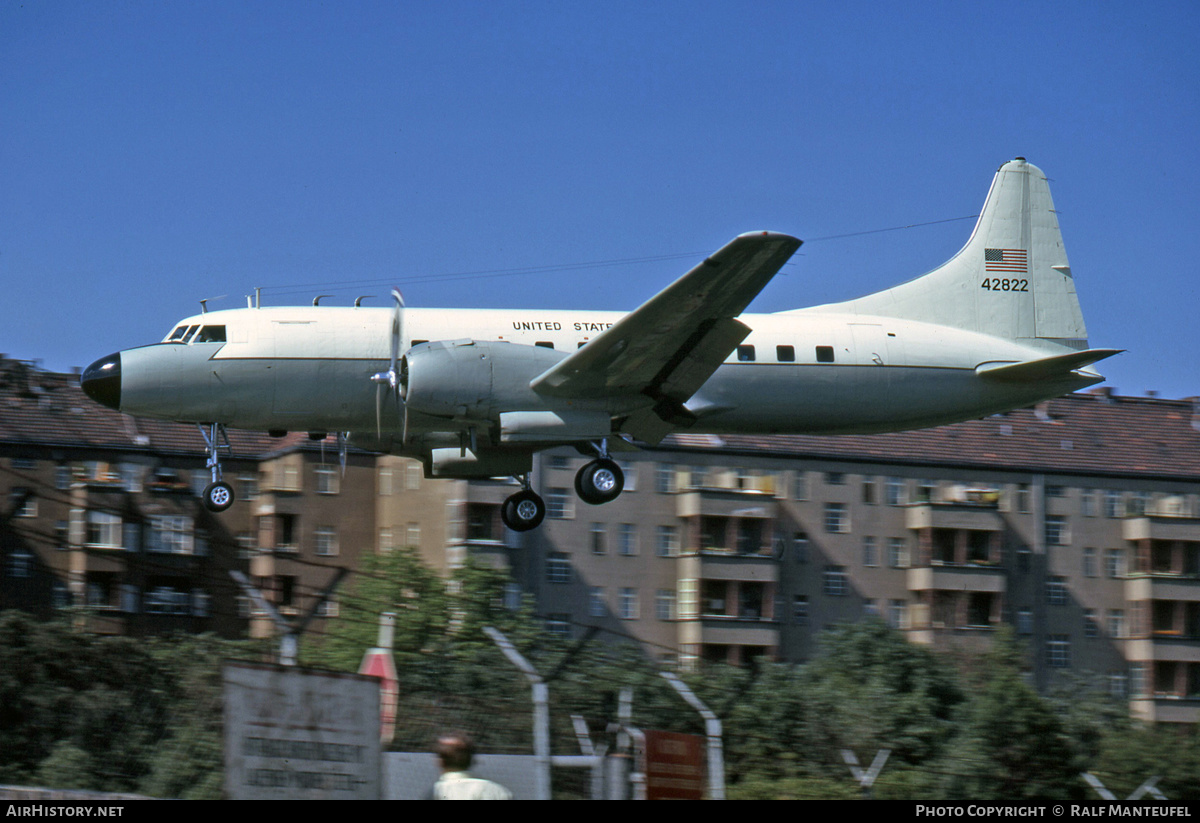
[401,339,566,420]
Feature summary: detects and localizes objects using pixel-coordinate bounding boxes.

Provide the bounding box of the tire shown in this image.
[202,481,235,512]
[575,459,624,505]
[502,490,545,532]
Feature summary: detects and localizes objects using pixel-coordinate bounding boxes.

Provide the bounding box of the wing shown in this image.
[530,231,801,435]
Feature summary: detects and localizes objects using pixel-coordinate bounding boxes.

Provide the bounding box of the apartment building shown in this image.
[4,356,1199,722]
[522,390,1200,723]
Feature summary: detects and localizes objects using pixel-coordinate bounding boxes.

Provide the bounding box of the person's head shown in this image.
[435,732,475,772]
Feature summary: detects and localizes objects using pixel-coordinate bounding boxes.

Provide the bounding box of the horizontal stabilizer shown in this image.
[976,349,1122,382]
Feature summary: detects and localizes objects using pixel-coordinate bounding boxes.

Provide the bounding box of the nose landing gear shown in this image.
[199,423,235,512]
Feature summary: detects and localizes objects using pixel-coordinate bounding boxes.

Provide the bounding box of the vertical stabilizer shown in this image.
[821,159,1088,350]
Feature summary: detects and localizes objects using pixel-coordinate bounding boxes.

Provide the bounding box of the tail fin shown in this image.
[822,158,1089,351]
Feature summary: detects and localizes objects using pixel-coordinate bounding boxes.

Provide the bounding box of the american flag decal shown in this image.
[985,248,1028,272]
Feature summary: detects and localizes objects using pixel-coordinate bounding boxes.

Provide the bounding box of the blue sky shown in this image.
[3,1,1197,399]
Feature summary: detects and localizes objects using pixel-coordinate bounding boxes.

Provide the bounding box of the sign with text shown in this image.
[644,730,705,800]
[224,662,381,800]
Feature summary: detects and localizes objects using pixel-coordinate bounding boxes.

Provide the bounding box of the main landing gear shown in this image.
[501,479,545,533]
[199,423,235,513]
[575,438,624,505]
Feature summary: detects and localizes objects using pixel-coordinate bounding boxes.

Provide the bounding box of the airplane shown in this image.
[82,158,1119,531]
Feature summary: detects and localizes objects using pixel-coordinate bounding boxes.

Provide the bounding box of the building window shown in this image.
[619,588,639,620]
[655,464,677,494]
[1083,547,1097,578]
[793,532,809,563]
[1045,515,1069,546]
[590,523,607,555]
[862,477,876,505]
[862,536,878,567]
[1106,609,1125,639]
[148,516,193,554]
[1017,608,1033,635]
[315,464,339,494]
[315,527,338,557]
[1016,484,1030,514]
[378,467,394,496]
[656,589,676,621]
[546,488,573,519]
[824,503,848,534]
[589,587,605,618]
[656,525,679,557]
[546,615,571,637]
[826,472,845,486]
[793,595,809,625]
[619,524,638,556]
[1105,549,1126,579]
[1047,636,1071,668]
[1084,609,1098,638]
[317,596,338,618]
[863,599,879,618]
[1081,489,1097,517]
[1046,577,1068,606]
[888,599,909,630]
[547,553,570,584]
[1103,490,1121,518]
[793,471,808,501]
[823,566,847,596]
[885,477,905,506]
[888,537,909,569]
[8,549,33,579]
[85,511,123,548]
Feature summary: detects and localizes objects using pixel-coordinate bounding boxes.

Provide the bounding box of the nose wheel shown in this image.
[198,423,236,512]
[203,480,235,512]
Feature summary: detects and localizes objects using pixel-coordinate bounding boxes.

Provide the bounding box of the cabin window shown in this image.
[194,326,226,343]
[776,345,795,362]
[816,346,835,363]
[736,345,756,362]
[535,341,554,349]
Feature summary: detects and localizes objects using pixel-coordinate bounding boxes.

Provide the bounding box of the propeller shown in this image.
[370,288,405,438]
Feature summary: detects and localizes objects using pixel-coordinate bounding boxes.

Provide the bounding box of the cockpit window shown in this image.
[166,325,190,342]
[194,325,226,343]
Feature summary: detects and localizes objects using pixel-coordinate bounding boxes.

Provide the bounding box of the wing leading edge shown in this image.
[530,232,802,428]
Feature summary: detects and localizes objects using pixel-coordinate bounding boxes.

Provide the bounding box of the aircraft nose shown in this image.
[81,352,122,410]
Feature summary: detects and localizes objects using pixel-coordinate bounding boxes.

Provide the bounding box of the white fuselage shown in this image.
[115,303,1098,449]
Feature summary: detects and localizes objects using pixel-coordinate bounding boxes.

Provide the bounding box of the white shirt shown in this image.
[432,771,513,800]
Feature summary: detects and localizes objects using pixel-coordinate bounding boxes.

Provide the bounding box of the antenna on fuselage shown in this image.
[354,295,376,307]
[255,287,261,309]
[312,295,333,306]
[199,295,226,314]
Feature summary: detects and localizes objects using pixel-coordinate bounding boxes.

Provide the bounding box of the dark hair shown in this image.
[435,733,475,772]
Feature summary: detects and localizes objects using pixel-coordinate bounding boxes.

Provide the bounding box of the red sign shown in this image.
[358,649,399,744]
[644,730,705,800]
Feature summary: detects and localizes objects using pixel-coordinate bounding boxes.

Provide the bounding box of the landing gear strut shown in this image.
[501,475,545,532]
[575,439,624,505]
[199,423,235,512]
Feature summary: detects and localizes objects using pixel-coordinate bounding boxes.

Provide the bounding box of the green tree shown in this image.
[939,629,1079,801]
[801,620,962,776]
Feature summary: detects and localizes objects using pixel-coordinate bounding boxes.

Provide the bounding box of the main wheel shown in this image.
[575,459,624,505]
[501,490,546,532]
[202,481,235,512]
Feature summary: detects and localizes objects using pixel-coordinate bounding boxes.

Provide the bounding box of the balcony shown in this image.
[907,564,1005,594]
[906,501,1002,533]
